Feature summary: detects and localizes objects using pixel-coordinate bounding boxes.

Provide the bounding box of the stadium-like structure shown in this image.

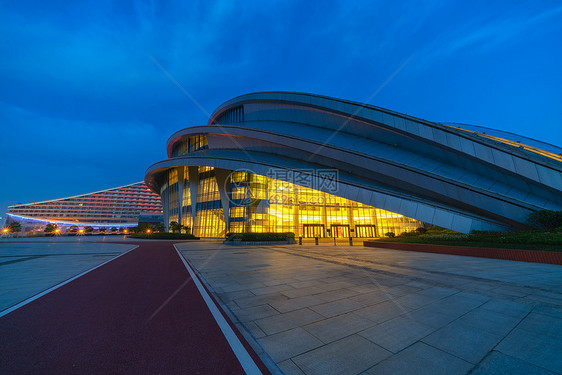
[144,92,562,238]
[6,182,162,232]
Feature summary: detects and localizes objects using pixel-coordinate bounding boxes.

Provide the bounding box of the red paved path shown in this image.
[0,241,267,374]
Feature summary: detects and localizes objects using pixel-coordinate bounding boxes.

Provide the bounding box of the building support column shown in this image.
[162,183,170,232]
[188,166,200,235]
[177,167,184,230]
[214,168,232,234]
[347,205,355,237]
[293,186,300,237]
[372,208,380,237]
[321,202,328,237]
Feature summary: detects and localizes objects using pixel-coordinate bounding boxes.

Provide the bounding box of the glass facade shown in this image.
[171,135,209,157]
[161,166,422,238]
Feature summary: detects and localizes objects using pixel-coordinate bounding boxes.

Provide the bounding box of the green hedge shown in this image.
[377,229,562,251]
[225,232,295,242]
[128,233,198,240]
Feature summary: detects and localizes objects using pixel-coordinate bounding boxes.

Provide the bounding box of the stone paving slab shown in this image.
[359,316,434,353]
[255,308,324,335]
[292,334,391,375]
[422,320,504,364]
[258,327,323,362]
[177,242,562,375]
[270,295,325,313]
[496,326,562,373]
[302,312,374,344]
[367,342,473,375]
[471,351,557,375]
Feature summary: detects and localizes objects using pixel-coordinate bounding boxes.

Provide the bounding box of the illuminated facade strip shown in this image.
[6,213,138,228]
[159,167,421,238]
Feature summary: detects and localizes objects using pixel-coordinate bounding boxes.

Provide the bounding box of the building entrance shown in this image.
[355,224,377,238]
[303,224,325,238]
[330,224,350,237]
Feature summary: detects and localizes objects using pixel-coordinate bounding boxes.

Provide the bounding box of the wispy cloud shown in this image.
[417,3,562,65]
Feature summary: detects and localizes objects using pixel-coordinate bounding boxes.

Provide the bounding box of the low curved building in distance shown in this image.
[144,92,562,237]
[6,182,163,232]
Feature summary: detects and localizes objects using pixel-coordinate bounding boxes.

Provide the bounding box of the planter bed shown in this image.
[223,239,295,246]
[363,241,562,265]
[127,234,200,240]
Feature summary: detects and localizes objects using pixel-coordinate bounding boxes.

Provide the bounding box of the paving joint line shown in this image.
[0,255,49,266]
[467,307,537,374]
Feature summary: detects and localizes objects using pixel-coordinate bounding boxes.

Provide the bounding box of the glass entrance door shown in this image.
[331,224,350,237]
[303,224,325,238]
[355,224,377,238]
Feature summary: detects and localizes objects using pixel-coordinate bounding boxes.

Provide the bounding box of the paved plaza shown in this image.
[1,237,562,374]
[177,241,562,375]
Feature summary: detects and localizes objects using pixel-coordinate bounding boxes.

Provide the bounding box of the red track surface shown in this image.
[0,241,266,374]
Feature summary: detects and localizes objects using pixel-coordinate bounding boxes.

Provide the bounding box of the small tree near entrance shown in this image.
[169,221,181,233]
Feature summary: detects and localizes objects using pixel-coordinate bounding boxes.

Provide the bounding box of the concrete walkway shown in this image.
[177,241,562,375]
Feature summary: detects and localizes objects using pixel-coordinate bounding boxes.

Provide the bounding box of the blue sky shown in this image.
[1,0,561,219]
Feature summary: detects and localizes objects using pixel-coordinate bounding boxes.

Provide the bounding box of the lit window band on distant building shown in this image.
[6,182,162,230]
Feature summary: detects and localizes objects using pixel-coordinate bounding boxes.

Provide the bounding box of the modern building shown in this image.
[6,182,163,232]
[144,92,562,238]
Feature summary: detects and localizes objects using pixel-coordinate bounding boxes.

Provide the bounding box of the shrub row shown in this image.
[391,231,562,245]
[226,232,295,242]
[128,233,198,239]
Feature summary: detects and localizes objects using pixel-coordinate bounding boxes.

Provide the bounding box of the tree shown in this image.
[8,222,21,233]
[68,226,78,233]
[132,223,154,233]
[44,224,58,233]
[169,221,181,233]
[527,210,562,231]
[84,226,94,233]
[154,223,165,233]
[110,227,118,233]
[99,228,107,233]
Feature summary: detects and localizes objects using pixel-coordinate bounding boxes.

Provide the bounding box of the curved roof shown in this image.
[146,91,562,233]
